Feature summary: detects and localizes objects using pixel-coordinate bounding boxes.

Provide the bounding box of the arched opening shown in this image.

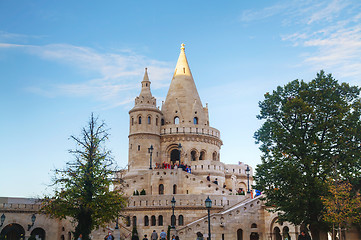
[237,228,243,240]
[191,150,197,161]
[159,184,164,195]
[31,227,46,240]
[132,216,137,227]
[193,117,198,124]
[250,232,259,240]
[151,216,156,226]
[273,227,282,240]
[282,226,290,240]
[199,150,206,160]
[138,116,142,124]
[158,215,163,226]
[144,216,149,226]
[61,235,65,240]
[178,215,184,226]
[213,152,217,161]
[0,223,25,240]
[170,149,180,165]
[173,184,177,194]
[156,117,159,126]
[171,215,176,227]
[161,119,165,125]
[126,216,131,227]
[148,116,151,124]
[251,223,257,228]
[131,117,134,125]
[68,232,71,240]
[174,116,179,124]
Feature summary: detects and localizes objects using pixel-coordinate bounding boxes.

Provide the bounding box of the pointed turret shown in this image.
[162,44,209,126]
[132,68,157,109]
[139,68,151,97]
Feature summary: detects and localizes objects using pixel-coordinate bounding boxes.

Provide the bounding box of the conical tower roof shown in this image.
[162,44,207,125]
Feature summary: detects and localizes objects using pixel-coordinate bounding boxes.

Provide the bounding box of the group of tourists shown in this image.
[140,229,179,240]
[155,162,191,173]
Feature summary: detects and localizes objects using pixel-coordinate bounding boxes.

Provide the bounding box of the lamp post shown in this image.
[246,165,251,194]
[148,145,154,169]
[27,214,36,231]
[205,196,212,240]
[171,196,176,228]
[0,213,5,227]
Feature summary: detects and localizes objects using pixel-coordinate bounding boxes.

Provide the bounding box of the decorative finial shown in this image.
[145,67,148,71]
[181,43,185,51]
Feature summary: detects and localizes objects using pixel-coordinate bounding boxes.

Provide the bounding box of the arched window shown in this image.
[173,184,177,194]
[144,216,149,226]
[126,216,131,227]
[159,184,164,195]
[151,216,156,226]
[61,235,65,240]
[174,116,179,124]
[251,223,257,228]
[161,119,165,125]
[199,151,205,160]
[237,229,243,240]
[148,116,151,124]
[131,117,134,125]
[213,152,217,161]
[138,116,142,124]
[178,215,184,226]
[156,117,159,126]
[193,117,198,124]
[191,150,197,161]
[132,216,137,227]
[68,232,72,240]
[158,215,163,226]
[171,215,176,226]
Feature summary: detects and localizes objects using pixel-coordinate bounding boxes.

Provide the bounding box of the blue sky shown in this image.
[1,0,361,197]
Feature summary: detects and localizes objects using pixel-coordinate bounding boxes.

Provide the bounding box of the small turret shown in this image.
[133,68,156,108]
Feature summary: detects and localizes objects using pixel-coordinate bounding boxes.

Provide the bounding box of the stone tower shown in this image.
[128,68,162,171]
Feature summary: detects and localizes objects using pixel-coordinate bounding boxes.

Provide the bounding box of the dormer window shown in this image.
[193,117,198,125]
[174,117,180,124]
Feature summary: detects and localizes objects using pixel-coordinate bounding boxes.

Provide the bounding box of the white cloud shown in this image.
[0,42,173,108]
[240,0,361,83]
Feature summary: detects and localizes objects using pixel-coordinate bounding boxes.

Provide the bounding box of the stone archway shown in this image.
[0,223,26,240]
[170,149,180,165]
[237,228,243,240]
[31,227,46,240]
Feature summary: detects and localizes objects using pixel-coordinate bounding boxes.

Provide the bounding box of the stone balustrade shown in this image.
[160,125,220,138]
[126,194,247,209]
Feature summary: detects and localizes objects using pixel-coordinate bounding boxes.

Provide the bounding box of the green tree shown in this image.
[254,71,361,239]
[321,179,361,240]
[41,114,126,240]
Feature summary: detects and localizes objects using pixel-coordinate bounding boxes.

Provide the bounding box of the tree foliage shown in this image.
[321,179,361,231]
[254,71,361,239]
[41,114,126,240]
